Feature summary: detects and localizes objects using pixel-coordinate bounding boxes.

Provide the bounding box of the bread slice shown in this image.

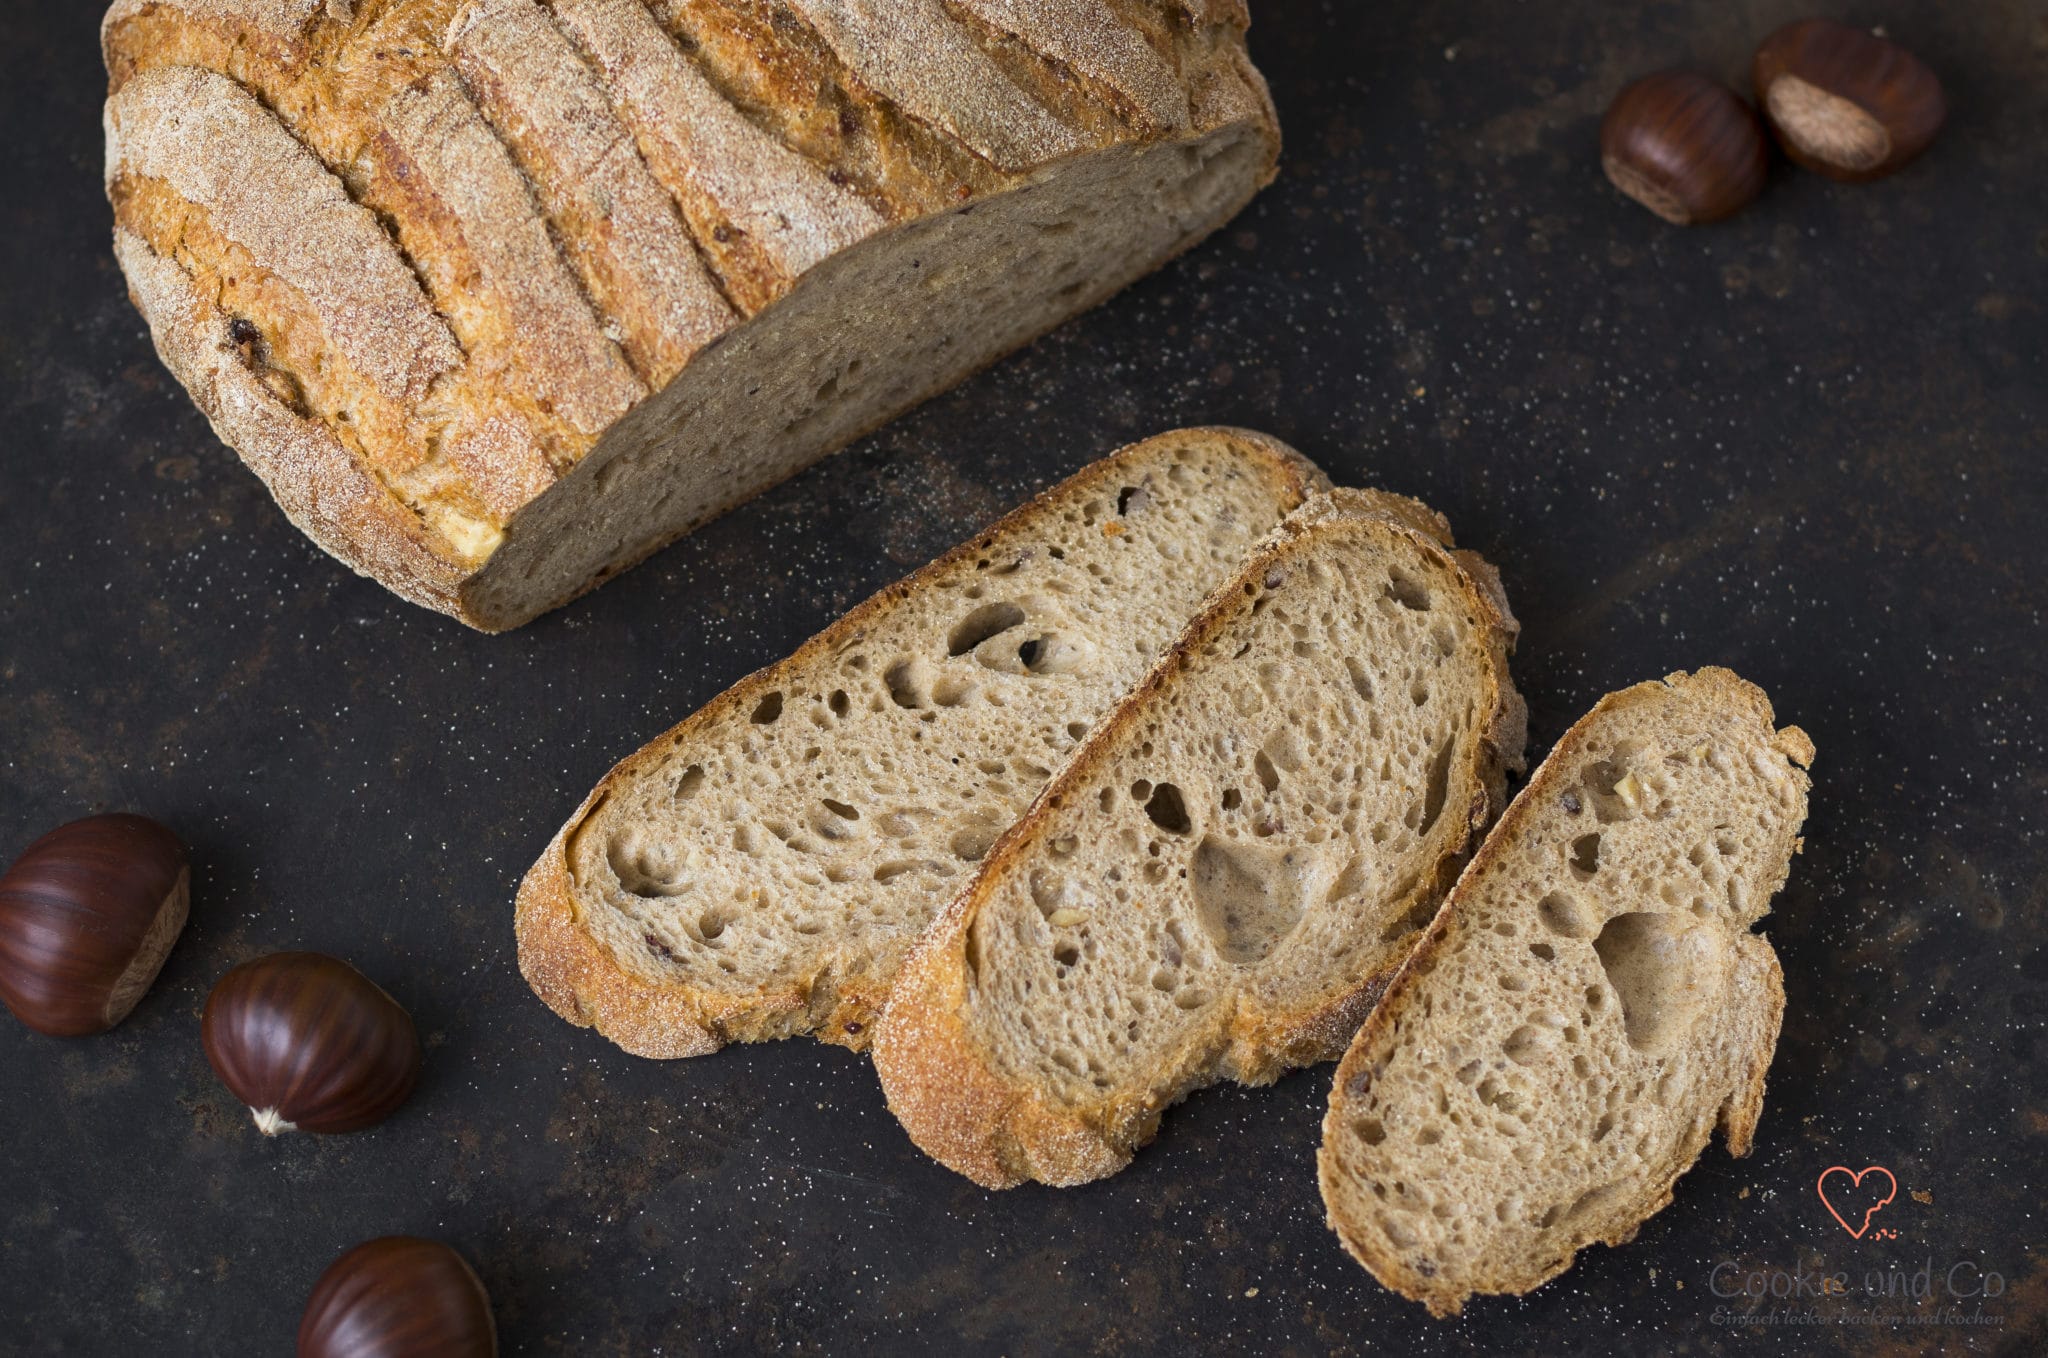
[1318,669,1813,1316]
[516,428,1327,1057]
[101,0,1282,629]
[873,489,1527,1188]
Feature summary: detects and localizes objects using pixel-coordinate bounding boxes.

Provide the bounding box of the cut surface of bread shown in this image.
[873,489,1527,1188]
[516,428,1327,1057]
[101,0,1280,629]
[1318,669,1813,1316]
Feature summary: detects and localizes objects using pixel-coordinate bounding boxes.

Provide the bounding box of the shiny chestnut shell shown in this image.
[1753,19,1945,181]
[202,952,420,1135]
[0,813,189,1036]
[1600,70,1770,225]
[298,1236,497,1358]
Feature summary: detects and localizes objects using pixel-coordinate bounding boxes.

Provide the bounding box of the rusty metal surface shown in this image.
[2,1,2045,1353]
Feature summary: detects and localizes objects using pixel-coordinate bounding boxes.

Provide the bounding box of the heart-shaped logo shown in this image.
[1817,1165,1897,1239]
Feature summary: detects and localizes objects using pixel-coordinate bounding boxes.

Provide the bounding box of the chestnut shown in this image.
[202,952,420,1135]
[298,1236,497,1358]
[0,813,189,1036]
[1753,19,1945,181]
[1600,70,1770,225]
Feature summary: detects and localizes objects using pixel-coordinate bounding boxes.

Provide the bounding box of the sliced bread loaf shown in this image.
[1318,669,1813,1315]
[516,428,1327,1057]
[873,489,1526,1188]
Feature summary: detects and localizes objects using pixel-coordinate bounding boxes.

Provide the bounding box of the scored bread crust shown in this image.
[873,490,1528,1189]
[102,0,1282,629]
[515,427,1329,1058]
[1318,668,1813,1316]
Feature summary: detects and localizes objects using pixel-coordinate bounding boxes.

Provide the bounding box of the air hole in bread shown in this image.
[1529,942,1556,961]
[1221,787,1242,811]
[827,690,851,718]
[1190,834,1307,964]
[950,820,1003,863]
[673,764,705,802]
[1117,484,1148,516]
[1028,868,1068,919]
[820,798,860,822]
[884,658,928,709]
[1568,833,1602,879]
[1326,855,1367,905]
[1538,891,1597,939]
[1142,782,1191,836]
[948,601,1026,656]
[607,833,687,897]
[874,860,919,883]
[1378,893,1438,944]
[1580,750,1649,823]
[1566,1182,1624,1222]
[1053,942,1080,968]
[1418,738,1454,834]
[931,675,975,707]
[1384,569,1431,611]
[751,691,784,724]
[1253,750,1280,793]
[1591,912,1728,1054]
[1344,656,1375,702]
[1503,1024,1553,1066]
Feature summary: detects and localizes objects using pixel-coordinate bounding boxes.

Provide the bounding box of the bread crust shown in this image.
[872,488,1526,1188]
[103,0,1282,628]
[514,427,1328,1057]
[113,227,471,616]
[1318,668,1813,1315]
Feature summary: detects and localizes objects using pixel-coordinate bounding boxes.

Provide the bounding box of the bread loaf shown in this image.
[874,489,1526,1187]
[102,0,1279,629]
[1318,669,1813,1315]
[516,428,1326,1056]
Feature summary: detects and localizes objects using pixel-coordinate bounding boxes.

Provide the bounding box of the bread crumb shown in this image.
[1244,1287,1259,1298]
[1911,1188,1933,1204]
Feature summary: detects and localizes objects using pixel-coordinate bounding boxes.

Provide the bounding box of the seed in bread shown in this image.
[874,488,1527,1188]
[1318,668,1812,1316]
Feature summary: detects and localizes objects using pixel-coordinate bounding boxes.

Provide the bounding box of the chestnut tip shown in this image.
[201,951,421,1136]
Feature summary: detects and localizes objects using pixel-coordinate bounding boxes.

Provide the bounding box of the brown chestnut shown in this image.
[298,1236,497,1358]
[1754,19,1945,181]
[0,813,189,1036]
[202,952,420,1135]
[1600,70,1770,224]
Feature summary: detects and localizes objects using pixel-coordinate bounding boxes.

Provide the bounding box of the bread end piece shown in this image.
[1319,667,1812,1317]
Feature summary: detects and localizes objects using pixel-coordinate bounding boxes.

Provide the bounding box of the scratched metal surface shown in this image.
[2,1,2045,1354]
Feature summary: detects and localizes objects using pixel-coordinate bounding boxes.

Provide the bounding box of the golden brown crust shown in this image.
[872,489,1525,1189]
[103,0,1282,627]
[513,428,1326,1056]
[1318,668,1813,1316]
[104,65,463,406]
[114,227,469,614]
[551,0,883,313]
[445,0,735,384]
